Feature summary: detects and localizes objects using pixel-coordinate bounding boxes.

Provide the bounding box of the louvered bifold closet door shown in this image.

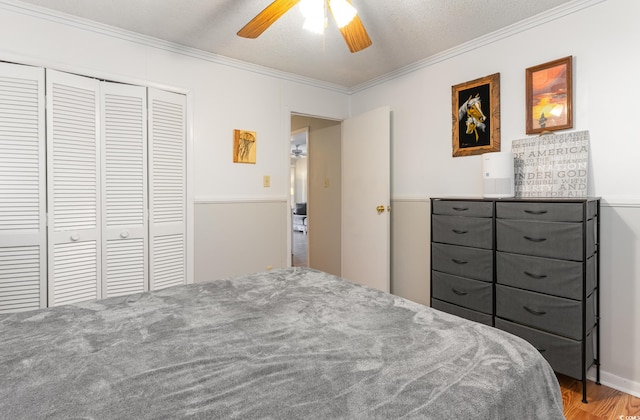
[46,70,101,306]
[0,63,46,313]
[148,88,186,290]
[101,82,148,297]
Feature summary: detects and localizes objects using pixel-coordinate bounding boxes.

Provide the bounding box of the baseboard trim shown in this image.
[589,368,640,398]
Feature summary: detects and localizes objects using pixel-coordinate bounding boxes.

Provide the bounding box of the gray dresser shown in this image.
[430,197,600,403]
[430,199,494,326]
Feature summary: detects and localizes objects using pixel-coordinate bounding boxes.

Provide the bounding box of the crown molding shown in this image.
[0,0,351,94]
[350,0,607,93]
[0,0,606,95]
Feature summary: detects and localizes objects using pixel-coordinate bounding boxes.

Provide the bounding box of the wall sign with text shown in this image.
[512,131,589,198]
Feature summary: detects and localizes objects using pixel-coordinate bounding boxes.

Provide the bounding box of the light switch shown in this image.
[263,175,270,187]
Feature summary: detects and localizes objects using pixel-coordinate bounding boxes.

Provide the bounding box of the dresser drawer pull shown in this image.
[523,306,547,316]
[523,236,547,243]
[524,271,548,279]
[451,258,468,265]
[451,288,468,296]
[524,209,548,215]
[452,207,469,212]
[451,229,468,235]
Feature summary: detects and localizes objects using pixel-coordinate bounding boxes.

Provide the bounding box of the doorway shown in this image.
[290,114,342,276]
[290,127,308,267]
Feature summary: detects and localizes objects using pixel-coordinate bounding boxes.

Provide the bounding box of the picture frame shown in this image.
[452,73,500,157]
[526,56,573,135]
[233,129,256,164]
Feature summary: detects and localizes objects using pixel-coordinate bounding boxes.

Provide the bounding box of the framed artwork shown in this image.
[233,129,256,164]
[526,56,573,134]
[452,73,500,157]
[512,130,589,198]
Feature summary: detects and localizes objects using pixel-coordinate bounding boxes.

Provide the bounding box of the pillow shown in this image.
[295,202,307,215]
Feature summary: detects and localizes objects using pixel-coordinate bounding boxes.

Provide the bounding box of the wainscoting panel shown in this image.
[194,199,288,283]
[390,198,431,306]
[597,202,640,397]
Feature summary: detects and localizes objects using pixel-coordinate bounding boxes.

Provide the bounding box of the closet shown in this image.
[0,62,186,313]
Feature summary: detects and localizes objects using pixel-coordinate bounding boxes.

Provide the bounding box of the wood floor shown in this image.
[559,374,640,419]
[290,231,640,419]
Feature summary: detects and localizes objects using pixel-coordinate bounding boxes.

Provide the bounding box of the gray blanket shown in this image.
[0,268,564,419]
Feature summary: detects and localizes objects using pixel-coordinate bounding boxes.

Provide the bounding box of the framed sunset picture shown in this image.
[525,56,573,134]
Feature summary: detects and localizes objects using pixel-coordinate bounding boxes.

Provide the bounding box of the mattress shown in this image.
[0,267,564,419]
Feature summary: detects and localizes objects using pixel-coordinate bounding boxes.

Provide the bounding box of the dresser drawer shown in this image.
[432,299,493,326]
[496,285,595,340]
[432,271,492,314]
[432,200,493,217]
[496,218,596,261]
[496,202,587,222]
[432,243,493,282]
[496,252,597,300]
[496,319,594,379]
[432,215,492,249]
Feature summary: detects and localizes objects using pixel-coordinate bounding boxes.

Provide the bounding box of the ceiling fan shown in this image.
[291,144,307,159]
[237,0,372,53]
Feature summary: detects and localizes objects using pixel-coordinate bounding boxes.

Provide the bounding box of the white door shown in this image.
[341,106,391,292]
[46,70,101,306]
[0,62,46,313]
[148,88,186,290]
[101,82,148,298]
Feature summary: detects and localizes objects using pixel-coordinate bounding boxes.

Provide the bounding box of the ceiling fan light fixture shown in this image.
[238,0,371,53]
[302,15,326,34]
[300,0,326,34]
[329,0,357,28]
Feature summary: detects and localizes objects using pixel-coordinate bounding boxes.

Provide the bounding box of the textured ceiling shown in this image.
[17,0,572,87]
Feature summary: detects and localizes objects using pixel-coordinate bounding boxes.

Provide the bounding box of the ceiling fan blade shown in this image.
[330,1,372,53]
[237,0,301,39]
[337,15,372,53]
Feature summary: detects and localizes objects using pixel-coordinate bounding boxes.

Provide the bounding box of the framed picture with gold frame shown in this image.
[526,56,573,134]
[233,129,256,164]
[452,73,500,157]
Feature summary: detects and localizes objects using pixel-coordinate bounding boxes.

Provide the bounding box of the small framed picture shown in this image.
[451,73,500,157]
[526,56,573,134]
[233,129,256,164]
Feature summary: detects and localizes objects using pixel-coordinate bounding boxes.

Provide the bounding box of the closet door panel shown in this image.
[148,88,186,291]
[0,63,46,313]
[46,70,101,306]
[101,82,148,298]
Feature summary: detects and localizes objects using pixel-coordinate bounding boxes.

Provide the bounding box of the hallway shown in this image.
[292,231,307,267]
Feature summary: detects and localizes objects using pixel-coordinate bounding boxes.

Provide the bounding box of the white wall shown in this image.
[351,0,640,397]
[0,0,350,281]
[0,1,351,196]
[293,157,308,204]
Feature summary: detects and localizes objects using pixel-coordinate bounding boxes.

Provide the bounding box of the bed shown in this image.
[0,267,564,419]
